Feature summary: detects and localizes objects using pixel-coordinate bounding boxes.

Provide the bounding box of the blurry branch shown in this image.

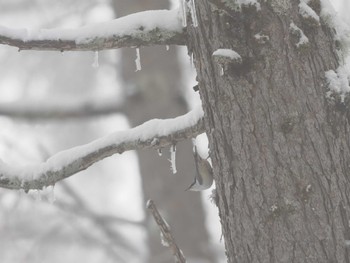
[0,107,204,191]
[57,182,143,227]
[0,100,124,120]
[147,199,186,263]
[55,182,139,261]
[0,9,186,51]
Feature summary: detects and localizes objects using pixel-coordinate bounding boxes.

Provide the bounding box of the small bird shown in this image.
[186,146,214,191]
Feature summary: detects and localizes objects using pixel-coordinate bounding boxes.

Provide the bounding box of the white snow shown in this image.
[169,145,177,174]
[212,49,241,76]
[254,32,270,41]
[213,48,242,62]
[299,1,320,23]
[325,65,350,101]
[290,22,309,48]
[270,204,278,212]
[321,1,350,101]
[0,9,183,45]
[0,106,204,182]
[320,0,350,53]
[135,48,141,72]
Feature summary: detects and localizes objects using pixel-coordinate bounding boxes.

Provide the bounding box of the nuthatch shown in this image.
[186,146,214,191]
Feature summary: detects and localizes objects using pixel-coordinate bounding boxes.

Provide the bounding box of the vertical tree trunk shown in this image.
[189,1,350,262]
[112,1,217,262]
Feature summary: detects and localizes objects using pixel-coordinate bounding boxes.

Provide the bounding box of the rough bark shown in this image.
[189,1,350,262]
[113,1,217,262]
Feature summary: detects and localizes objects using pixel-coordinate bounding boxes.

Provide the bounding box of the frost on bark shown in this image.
[189,0,350,262]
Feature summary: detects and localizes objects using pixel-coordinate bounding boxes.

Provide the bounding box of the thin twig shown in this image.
[146,199,186,263]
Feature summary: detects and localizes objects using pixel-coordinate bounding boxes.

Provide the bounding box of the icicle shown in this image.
[191,138,197,152]
[45,186,56,204]
[19,189,26,200]
[180,0,187,27]
[27,186,56,203]
[92,51,99,68]
[28,189,42,202]
[190,52,194,68]
[166,45,170,51]
[189,0,198,27]
[169,145,177,174]
[135,48,141,72]
[160,232,170,247]
[157,148,163,156]
[220,66,224,76]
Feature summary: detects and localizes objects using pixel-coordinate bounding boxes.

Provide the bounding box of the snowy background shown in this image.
[0,0,348,262]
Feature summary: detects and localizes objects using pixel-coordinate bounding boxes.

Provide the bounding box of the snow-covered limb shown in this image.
[0,99,124,120]
[0,107,204,191]
[0,9,185,51]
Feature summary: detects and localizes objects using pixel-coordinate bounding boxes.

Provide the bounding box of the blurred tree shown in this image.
[0,1,146,262]
[113,1,217,262]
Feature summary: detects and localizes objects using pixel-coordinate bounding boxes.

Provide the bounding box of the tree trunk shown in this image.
[112,1,217,262]
[189,1,350,262]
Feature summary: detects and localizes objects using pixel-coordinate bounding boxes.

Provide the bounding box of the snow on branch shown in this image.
[0,9,185,51]
[325,65,350,102]
[0,99,124,120]
[0,107,204,191]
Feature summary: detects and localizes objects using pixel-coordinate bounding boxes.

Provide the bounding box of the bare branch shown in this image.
[0,99,124,120]
[0,107,204,190]
[0,9,186,51]
[146,199,186,263]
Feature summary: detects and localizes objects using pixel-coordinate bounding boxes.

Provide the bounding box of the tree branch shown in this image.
[0,107,204,191]
[0,99,124,120]
[0,9,186,51]
[146,199,186,263]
